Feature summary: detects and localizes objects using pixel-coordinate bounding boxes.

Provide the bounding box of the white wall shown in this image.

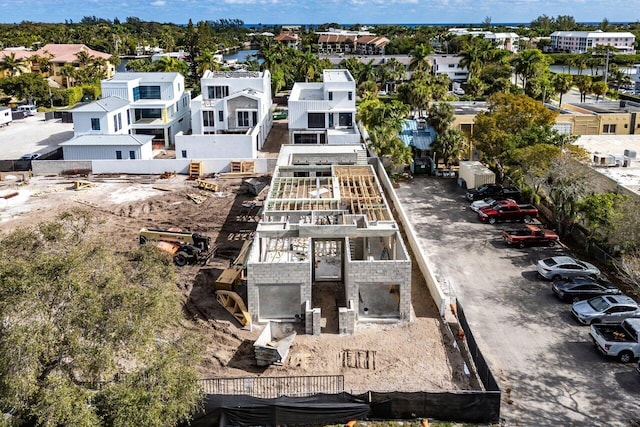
[175,132,255,159]
[91,158,269,174]
[288,100,330,129]
[62,144,150,160]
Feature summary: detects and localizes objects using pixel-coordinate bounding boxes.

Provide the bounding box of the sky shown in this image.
[0,0,638,25]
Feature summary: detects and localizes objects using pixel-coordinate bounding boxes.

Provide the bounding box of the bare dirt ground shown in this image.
[0,172,472,393]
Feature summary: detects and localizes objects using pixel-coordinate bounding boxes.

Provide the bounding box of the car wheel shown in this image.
[173,251,188,267]
[524,215,532,224]
[548,240,556,247]
[551,275,560,282]
[619,350,634,363]
[518,241,525,249]
[488,217,496,225]
[139,235,147,245]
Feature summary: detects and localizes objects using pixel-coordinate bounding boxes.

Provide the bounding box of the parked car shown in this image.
[477,199,538,224]
[465,184,521,202]
[552,276,621,302]
[470,197,513,212]
[502,225,558,248]
[19,153,40,160]
[537,256,600,281]
[572,295,640,325]
[590,318,640,362]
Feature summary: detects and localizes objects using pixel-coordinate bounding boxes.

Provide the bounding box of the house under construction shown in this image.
[246,144,412,335]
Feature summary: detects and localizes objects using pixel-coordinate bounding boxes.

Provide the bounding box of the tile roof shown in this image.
[274,32,299,42]
[37,44,111,62]
[318,34,356,43]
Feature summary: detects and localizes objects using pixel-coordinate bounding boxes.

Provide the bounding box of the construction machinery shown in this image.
[139,228,214,266]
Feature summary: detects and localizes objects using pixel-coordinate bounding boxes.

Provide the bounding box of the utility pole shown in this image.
[604,51,610,84]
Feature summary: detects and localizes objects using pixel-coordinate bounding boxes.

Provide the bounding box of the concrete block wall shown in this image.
[338,300,356,335]
[347,259,412,320]
[247,261,311,322]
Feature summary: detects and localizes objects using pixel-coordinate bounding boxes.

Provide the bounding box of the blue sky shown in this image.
[0,0,638,25]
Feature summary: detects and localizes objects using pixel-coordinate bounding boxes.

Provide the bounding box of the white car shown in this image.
[470,198,512,212]
[537,256,600,281]
[453,87,465,95]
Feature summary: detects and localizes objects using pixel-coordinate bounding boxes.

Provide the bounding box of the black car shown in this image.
[465,184,521,202]
[552,276,622,303]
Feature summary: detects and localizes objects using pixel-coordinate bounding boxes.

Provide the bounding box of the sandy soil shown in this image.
[0,172,472,393]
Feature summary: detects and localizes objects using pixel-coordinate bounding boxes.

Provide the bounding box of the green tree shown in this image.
[511,49,550,93]
[473,93,559,182]
[553,73,573,106]
[0,72,51,104]
[578,192,626,239]
[0,210,203,426]
[408,43,433,72]
[574,75,592,102]
[427,102,454,136]
[591,80,608,102]
[431,128,466,167]
[151,56,189,74]
[510,143,562,200]
[0,52,29,76]
[195,48,220,75]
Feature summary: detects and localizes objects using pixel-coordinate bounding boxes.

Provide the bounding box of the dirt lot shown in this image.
[0,172,471,393]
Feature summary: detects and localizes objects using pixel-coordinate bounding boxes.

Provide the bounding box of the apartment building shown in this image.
[429,54,468,82]
[288,69,360,145]
[549,31,636,54]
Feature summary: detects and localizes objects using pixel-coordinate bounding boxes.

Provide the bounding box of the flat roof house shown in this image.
[100,72,191,147]
[549,31,636,54]
[176,70,273,159]
[246,144,412,335]
[288,69,360,145]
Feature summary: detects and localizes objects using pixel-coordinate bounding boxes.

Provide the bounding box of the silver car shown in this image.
[572,295,640,325]
[470,198,514,213]
[537,256,600,281]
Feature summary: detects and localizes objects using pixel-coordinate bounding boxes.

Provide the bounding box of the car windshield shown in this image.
[576,261,589,269]
[543,258,558,266]
[588,297,610,312]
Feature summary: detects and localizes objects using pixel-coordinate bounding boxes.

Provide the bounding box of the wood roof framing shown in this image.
[333,166,391,222]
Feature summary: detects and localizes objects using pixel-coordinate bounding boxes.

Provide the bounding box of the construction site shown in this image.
[0,152,473,396]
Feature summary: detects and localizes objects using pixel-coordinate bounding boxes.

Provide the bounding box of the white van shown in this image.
[17,105,37,116]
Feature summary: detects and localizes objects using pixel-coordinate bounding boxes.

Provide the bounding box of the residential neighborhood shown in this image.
[1,12,640,427]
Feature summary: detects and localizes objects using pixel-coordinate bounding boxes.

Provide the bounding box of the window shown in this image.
[134,85,161,100]
[294,133,320,144]
[328,113,334,128]
[348,91,353,101]
[127,111,130,125]
[135,108,162,121]
[252,111,257,126]
[308,113,325,128]
[129,151,135,159]
[339,112,353,127]
[237,111,250,127]
[328,91,333,101]
[116,150,122,160]
[218,111,224,122]
[603,124,616,134]
[113,115,118,131]
[181,150,187,158]
[203,110,215,127]
[207,86,229,99]
[117,113,122,130]
[91,118,100,130]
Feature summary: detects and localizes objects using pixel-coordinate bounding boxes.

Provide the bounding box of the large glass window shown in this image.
[294,133,320,144]
[134,85,161,100]
[91,118,100,130]
[134,109,162,121]
[207,86,229,99]
[203,110,215,127]
[308,113,325,129]
[237,111,250,127]
[339,112,353,127]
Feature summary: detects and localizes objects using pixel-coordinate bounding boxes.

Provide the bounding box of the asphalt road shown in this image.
[396,176,640,426]
[0,113,73,160]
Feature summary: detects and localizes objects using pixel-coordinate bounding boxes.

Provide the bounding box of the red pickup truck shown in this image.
[502,224,559,248]
[478,199,539,224]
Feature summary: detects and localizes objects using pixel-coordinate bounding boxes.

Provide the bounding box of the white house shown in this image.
[429,54,468,82]
[549,31,636,54]
[59,134,154,160]
[288,69,360,145]
[71,96,131,136]
[447,28,520,53]
[100,72,191,147]
[175,70,273,159]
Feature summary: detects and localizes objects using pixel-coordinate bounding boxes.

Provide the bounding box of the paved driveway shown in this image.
[396,176,640,426]
[0,113,73,160]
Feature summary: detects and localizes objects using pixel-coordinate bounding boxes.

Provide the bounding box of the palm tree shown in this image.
[592,80,608,102]
[511,49,549,92]
[574,75,592,102]
[151,56,188,74]
[381,57,406,92]
[553,73,573,107]
[458,38,493,80]
[30,51,53,75]
[409,44,432,72]
[195,48,220,75]
[75,50,92,68]
[60,63,77,88]
[431,128,466,167]
[0,53,29,76]
[427,102,454,136]
[298,49,318,82]
[340,57,362,83]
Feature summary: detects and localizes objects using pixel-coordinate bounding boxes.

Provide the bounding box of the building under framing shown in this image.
[246,144,412,335]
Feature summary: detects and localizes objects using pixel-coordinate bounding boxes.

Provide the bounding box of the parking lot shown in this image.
[396,176,640,426]
[0,113,73,160]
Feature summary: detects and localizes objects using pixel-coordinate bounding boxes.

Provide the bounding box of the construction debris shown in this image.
[254,321,296,366]
[73,180,96,191]
[1,192,19,199]
[160,171,176,179]
[152,186,172,192]
[189,161,204,178]
[0,171,30,182]
[231,160,255,173]
[196,179,219,192]
[242,178,267,196]
[215,290,251,326]
[187,193,207,205]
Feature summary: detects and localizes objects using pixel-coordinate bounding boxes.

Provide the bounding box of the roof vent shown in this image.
[624,149,637,159]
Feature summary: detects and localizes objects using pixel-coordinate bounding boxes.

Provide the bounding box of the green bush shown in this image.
[64,86,84,106]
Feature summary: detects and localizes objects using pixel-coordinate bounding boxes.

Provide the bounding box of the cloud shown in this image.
[151,0,166,5]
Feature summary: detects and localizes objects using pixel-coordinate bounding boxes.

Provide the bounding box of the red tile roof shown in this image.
[318,34,356,43]
[274,32,299,42]
[37,44,111,63]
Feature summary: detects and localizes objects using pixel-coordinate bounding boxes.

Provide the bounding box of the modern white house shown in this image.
[100,72,191,147]
[288,69,360,145]
[71,96,132,136]
[447,28,520,53]
[549,31,636,54]
[59,134,154,160]
[175,70,273,159]
[429,54,468,82]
